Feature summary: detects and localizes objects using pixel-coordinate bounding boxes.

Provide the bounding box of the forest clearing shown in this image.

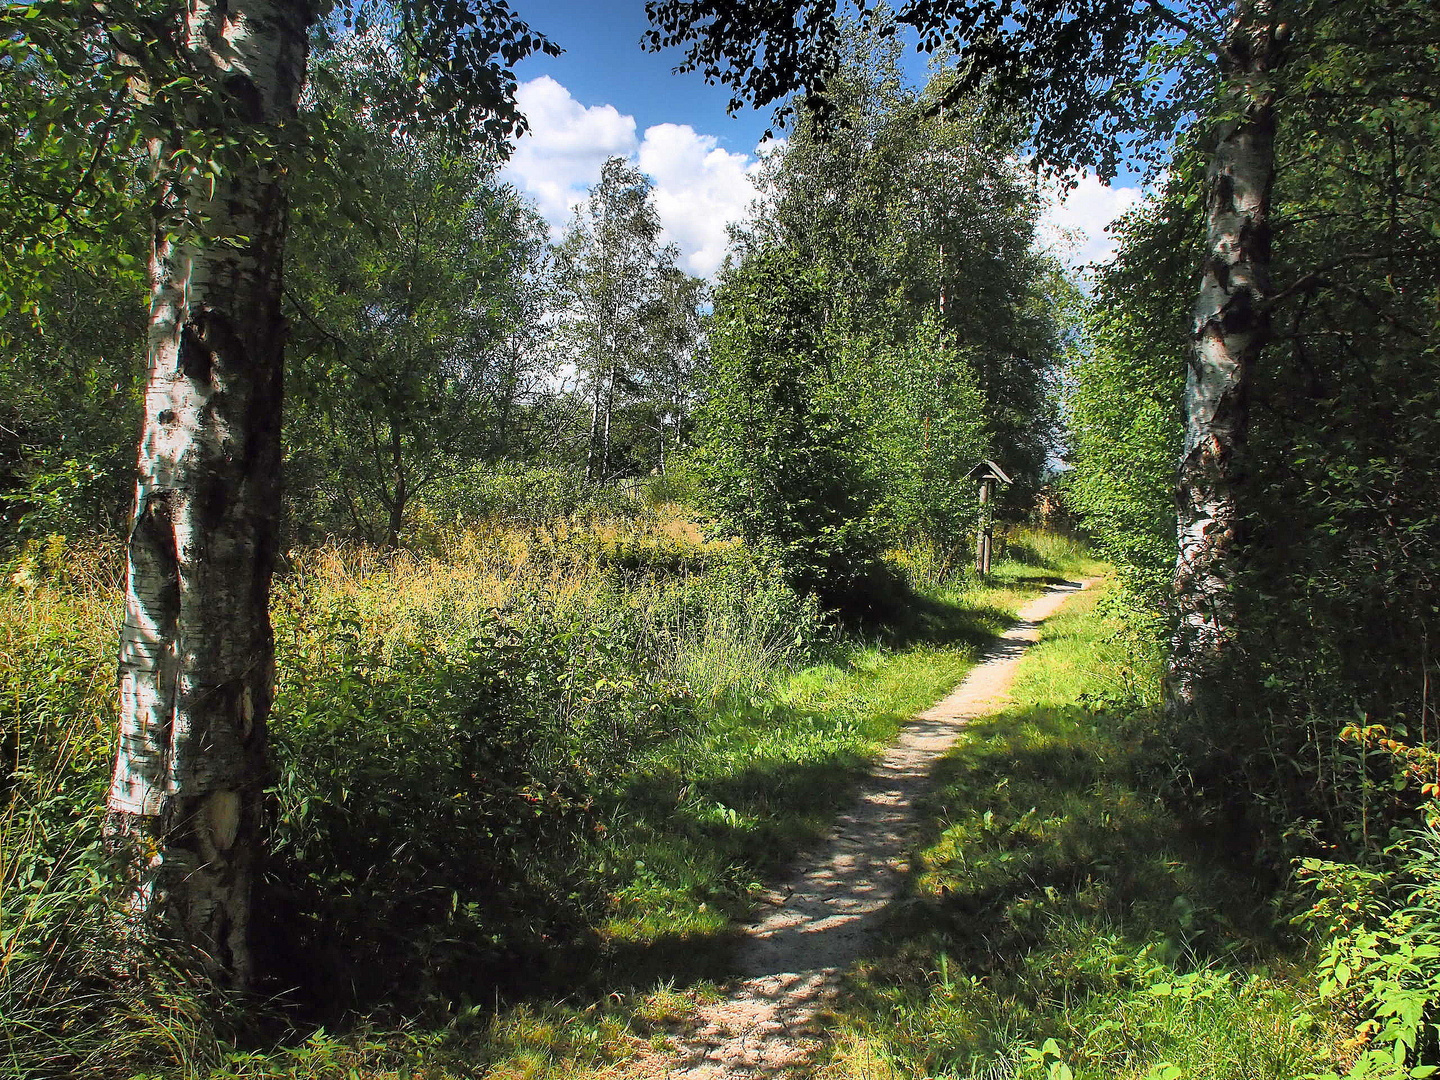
[3,0,1439,1076]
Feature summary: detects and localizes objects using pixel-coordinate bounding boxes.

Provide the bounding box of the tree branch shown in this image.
[1144,0,1225,59]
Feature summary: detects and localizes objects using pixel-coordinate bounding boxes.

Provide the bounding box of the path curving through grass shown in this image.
[644,580,1096,1080]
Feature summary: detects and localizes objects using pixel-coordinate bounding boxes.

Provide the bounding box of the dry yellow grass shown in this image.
[280,513,734,645]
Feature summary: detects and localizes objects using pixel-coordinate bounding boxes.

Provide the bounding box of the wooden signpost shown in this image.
[966,460,1013,577]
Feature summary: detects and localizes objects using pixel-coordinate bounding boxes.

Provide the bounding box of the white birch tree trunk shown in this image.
[586,345,603,481]
[601,358,616,482]
[105,0,311,988]
[1168,0,1280,720]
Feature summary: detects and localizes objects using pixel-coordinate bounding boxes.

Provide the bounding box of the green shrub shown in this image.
[418,464,650,535]
[261,589,695,1012]
[1296,821,1440,1079]
[698,248,897,618]
[642,459,702,508]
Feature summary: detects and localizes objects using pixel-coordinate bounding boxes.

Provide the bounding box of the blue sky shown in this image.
[503,1,1143,279]
[512,0,777,155]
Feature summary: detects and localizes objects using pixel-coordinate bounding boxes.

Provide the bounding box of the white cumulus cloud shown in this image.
[503,77,761,279]
[505,76,639,231]
[505,76,1143,281]
[637,123,761,277]
[1038,172,1144,269]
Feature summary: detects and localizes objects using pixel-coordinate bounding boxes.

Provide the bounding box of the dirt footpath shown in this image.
[641,578,1095,1080]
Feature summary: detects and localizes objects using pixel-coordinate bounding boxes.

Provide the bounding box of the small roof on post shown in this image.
[965,459,1014,485]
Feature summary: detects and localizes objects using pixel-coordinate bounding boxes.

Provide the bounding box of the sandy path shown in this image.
[649,578,1094,1080]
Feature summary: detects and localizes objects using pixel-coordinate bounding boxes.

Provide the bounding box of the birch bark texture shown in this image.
[1169,0,1282,719]
[106,0,311,987]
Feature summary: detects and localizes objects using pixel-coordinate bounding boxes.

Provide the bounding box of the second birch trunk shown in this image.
[1168,0,1281,721]
[105,0,311,988]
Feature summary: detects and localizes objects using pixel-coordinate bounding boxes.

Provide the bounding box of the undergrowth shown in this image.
[0,517,1095,1079]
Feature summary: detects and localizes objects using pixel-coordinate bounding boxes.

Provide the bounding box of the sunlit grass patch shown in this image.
[999,527,1107,581]
[591,575,1067,961]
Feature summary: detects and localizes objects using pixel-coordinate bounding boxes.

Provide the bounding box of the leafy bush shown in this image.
[263,597,691,1012]
[418,464,650,536]
[1296,821,1440,1080]
[699,248,897,618]
[642,459,703,508]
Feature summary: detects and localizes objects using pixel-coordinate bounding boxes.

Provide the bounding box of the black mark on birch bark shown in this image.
[224,74,264,123]
[180,323,215,383]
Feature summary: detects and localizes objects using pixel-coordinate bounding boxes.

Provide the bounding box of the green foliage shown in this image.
[1064,3,1440,836]
[1061,8,1440,1074]
[700,247,896,616]
[1,4,564,549]
[641,456,703,508]
[0,523,821,1064]
[417,463,652,534]
[735,36,1069,510]
[1061,174,1195,605]
[700,36,1072,614]
[281,40,558,547]
[263,597,691,1010]
[1296,825,1440,1080]
[0,251,146,544]
[0,524,1088,1074]
[2,0,558,305]
[0,3,149,319]
[554,157,707,483]
[847,322,993,561]
[645,0,1218,181]
[0,585,241,1080]
[1237,0,1440,743]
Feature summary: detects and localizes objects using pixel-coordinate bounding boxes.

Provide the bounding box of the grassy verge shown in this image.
[813,581,1342,1080]
[0,521,1102,1079]
[592,541,1104,972]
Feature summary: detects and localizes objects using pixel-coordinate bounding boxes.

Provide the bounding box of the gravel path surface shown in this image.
[640,578,1094,1080]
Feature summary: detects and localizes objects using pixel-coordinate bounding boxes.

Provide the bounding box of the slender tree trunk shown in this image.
[497,339,518,456]
[105,0,310,989]
[387,423,406,549]
[601,359,616,481]
[586,359,602,481]
[1168,0,1281,720]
